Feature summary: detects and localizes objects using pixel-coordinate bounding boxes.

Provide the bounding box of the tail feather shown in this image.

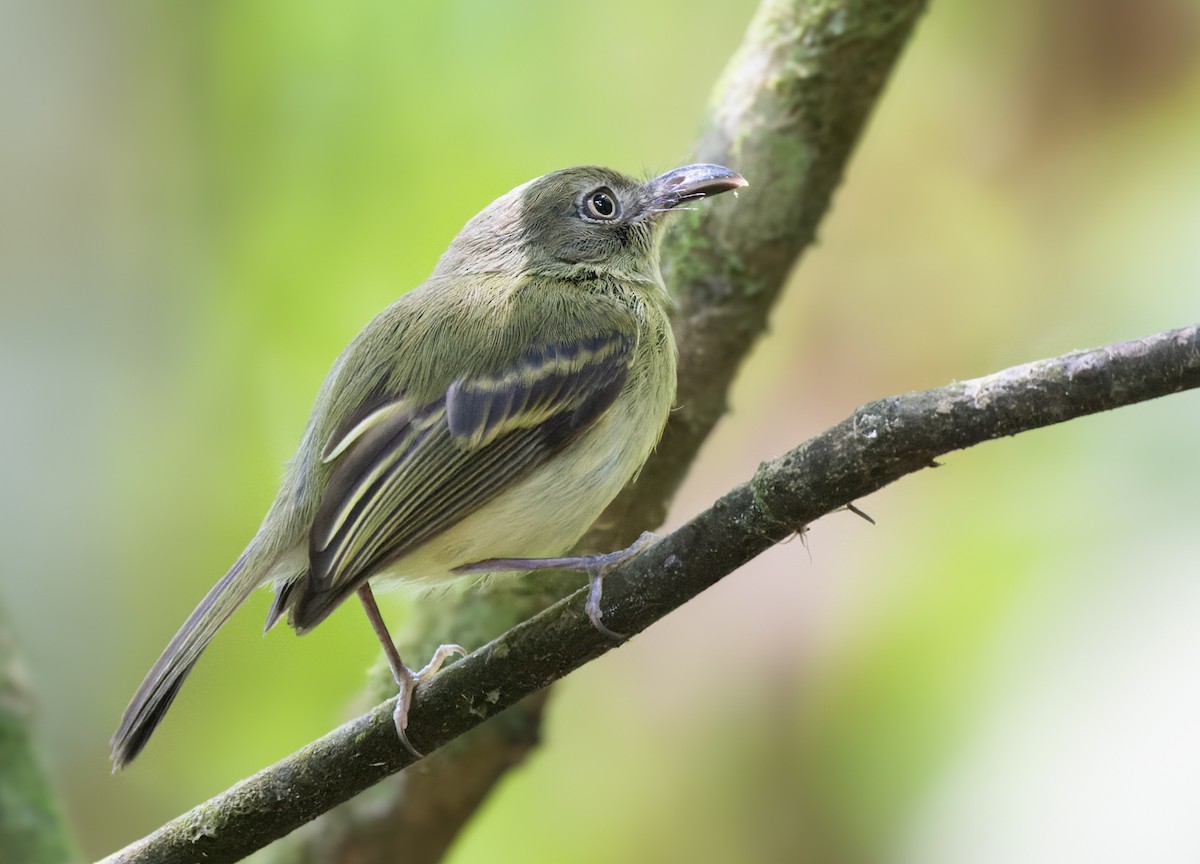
[110,550,260,770]
[265,569,356,636]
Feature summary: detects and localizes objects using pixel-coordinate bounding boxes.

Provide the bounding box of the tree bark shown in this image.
[100,323,1200,864]
[265,0,932,861]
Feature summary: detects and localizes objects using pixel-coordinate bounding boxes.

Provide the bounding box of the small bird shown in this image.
[110,162,747,768]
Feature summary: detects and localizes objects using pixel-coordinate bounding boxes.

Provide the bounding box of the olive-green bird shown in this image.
[110,163,746,768]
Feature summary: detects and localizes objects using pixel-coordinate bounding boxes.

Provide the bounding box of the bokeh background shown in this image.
[4,0,1200,861]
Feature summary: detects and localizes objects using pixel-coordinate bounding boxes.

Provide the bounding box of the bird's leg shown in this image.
[355,584,466,758]
[453,531,659,641]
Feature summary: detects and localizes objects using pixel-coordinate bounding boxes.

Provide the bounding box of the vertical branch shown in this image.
[598,0,929,545]
[0,603,80,864]
[271,0,930,860]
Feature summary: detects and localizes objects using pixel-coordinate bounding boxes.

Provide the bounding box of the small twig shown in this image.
[843,503,876,524]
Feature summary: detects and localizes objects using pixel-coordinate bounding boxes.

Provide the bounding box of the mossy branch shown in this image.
[261,0,932,860]
[101,323,1200,864]
[97,0,929,859]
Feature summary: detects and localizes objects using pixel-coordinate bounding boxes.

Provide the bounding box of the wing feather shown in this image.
[292,329,636,629]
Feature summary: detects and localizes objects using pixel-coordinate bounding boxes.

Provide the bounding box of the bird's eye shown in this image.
[583,187,620,221]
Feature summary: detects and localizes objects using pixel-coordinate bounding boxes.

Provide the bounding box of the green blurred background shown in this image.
[4,0,1200,861]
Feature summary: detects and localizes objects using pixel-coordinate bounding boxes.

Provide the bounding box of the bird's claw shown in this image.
[389,643,468,758]
[583,531,659,641]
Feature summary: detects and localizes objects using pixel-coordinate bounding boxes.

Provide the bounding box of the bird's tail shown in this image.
[110,548,263,770]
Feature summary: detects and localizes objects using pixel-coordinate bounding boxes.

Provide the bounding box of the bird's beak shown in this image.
[645,163,748,213]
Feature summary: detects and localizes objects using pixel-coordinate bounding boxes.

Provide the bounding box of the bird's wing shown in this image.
[300,329,634,618]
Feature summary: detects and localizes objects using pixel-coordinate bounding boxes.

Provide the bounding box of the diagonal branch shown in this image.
[101,323,1200,864]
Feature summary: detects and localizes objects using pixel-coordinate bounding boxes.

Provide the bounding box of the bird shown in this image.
[110,162,747,768]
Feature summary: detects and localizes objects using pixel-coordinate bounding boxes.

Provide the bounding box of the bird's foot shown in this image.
[389,642,468,758]
[454,531,660,641]
[357,583,467,758]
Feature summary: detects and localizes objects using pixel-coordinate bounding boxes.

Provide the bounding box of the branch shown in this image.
[101,323,1200,864]
[0,603,80,864]
[266,0,932,859]
[599,0,931,547]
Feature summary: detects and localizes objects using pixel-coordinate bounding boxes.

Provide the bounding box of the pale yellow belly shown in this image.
[376,377,670,583]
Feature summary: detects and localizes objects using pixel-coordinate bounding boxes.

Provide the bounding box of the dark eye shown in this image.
[583,187,619,221]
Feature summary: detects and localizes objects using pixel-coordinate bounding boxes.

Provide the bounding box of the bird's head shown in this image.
[433,164,746,282]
